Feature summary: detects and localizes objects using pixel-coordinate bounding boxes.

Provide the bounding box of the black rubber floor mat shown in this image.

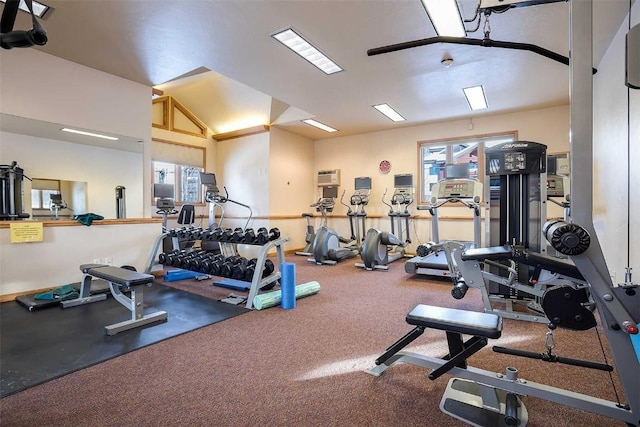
[0,283,249,398]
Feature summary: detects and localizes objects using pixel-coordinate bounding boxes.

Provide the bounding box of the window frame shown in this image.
[31,179,61,210]
[417,131,518,206]
[151,138,206,206]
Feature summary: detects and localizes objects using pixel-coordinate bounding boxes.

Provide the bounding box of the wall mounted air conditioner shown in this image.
[317,169,340,187]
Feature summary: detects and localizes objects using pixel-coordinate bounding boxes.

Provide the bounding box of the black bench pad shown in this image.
[461,246,512,261]
[79,263,109,273]
[407,305,502,339]
[86,266,154,289]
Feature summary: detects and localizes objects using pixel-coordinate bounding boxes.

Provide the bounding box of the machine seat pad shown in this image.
[461,246,512,261]
[86,266,154,289]
[407,305,502,339]
[79,263,109,273]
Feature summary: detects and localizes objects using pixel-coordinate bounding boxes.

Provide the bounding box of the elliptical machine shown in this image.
[310,185,360,265]
[357,174,413,271]
[294,213,315,256]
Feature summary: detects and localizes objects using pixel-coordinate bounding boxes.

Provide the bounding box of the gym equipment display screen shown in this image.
[153,183,174,199]
[199,172,217,186]
[355,177,372,190]
[394,174,413,188]
[323,186,338,198]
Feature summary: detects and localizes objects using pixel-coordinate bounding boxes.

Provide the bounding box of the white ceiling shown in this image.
[1,0,633,142]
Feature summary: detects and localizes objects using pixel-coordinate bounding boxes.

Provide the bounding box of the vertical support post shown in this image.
[568,1,640,423]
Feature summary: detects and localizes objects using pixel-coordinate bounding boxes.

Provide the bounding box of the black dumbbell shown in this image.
[159,250,178,265]
[243,259,258,281]
[242,228,256,244]
[232,258,253,280]
[200,254,223,275]
[164,250,189,266]
[220,256,246,278]
[243,258,275,281]
[209,228,224,241]
[189,252,216,272]
[208,255,227,276]
[255,227,281,245]
[219,228,235,242]
[230,228,245,243]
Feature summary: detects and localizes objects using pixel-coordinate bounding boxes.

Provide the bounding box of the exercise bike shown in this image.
[49,193,72,220]
[357,178,412,271]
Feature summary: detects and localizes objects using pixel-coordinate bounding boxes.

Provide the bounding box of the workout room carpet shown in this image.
[0,283,249,398]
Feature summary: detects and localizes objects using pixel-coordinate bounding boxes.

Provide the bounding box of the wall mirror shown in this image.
[1,113,145,219]
[30,179,88,220]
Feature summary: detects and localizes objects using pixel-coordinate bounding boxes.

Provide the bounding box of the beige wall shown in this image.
[593,2,639,283]
[0,222,161,296]
[0,48,150,143]
[215,132,270,223]
[268,127,315,247]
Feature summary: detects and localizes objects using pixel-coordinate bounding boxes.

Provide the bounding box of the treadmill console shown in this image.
[431,178,483,204]
[547,175,565,197]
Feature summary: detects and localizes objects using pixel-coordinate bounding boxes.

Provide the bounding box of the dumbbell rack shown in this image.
[150,225,289,309]
[226,236,289,309]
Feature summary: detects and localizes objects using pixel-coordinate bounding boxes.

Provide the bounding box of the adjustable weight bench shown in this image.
[62,264,168,335]
[368,304,529,426]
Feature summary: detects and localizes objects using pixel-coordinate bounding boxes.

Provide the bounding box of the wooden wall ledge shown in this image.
[0,218,162,229]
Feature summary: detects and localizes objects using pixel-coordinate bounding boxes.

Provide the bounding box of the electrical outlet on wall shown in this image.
[93,258,102,265]
[104,258,113,266]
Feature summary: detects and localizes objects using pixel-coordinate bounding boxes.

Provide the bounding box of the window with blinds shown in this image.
[151,139,206,204]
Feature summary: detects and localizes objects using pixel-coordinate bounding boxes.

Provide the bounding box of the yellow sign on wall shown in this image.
[10,222,44,243]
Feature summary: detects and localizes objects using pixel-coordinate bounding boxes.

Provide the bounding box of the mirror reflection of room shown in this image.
[30,179,87,220]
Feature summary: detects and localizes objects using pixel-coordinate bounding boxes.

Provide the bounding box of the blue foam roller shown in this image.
[280,262,296,309]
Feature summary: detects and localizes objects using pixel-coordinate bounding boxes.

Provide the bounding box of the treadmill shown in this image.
[405,173,483,278]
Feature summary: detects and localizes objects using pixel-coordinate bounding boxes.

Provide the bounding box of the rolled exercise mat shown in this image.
[280,262,296,309]
[253,281,320,310]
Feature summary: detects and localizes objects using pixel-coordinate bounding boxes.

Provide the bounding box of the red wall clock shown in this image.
[379,160,391,174]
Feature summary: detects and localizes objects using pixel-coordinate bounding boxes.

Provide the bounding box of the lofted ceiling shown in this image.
[1,0,634,142]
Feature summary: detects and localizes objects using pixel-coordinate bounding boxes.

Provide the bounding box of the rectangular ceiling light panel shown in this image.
[302,119,338,133]
[272,28,343,75]
[463,85,488,110]
[421,0,466,37]
[61,128,119,140]
[373,104,406,122]
[0,0,50,18]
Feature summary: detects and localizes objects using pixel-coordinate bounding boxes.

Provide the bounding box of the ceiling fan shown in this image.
[367,0,597,74]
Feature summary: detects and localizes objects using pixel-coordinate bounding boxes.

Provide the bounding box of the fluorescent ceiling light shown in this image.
[272,28,343,75]
[420,0,466,37]
[0,0,50,18]
[61,128,119,141]
[373,104,406,122]
[302,119,338,133]
[463,85,488,110]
